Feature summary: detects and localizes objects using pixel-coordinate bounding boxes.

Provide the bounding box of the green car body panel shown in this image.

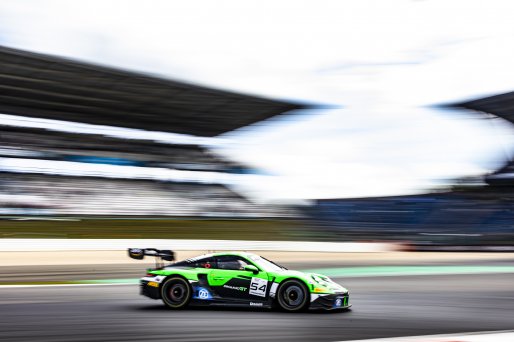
[136,251,351,311]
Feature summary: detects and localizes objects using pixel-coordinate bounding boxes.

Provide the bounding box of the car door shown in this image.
[185,256,217,301]
[208,255,269,302]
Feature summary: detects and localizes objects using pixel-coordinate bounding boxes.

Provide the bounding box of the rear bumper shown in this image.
[310,293,351,310]
[140,279,161,300]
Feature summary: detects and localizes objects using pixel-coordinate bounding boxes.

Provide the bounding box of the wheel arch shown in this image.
[162,273,190,281]
[274,277,311,311]
[277,276,311,292]
[160,274,193,309]
[157,269,198,285]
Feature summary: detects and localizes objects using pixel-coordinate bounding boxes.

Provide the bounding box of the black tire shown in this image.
[276,279,309,312]
[160,276,192,309]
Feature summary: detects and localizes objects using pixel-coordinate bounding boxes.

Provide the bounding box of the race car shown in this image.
[128,248,351,312]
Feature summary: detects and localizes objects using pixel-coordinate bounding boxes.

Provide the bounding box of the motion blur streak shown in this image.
[1,273,513,342]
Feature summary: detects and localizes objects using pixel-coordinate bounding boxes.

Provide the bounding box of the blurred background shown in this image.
[1,1,514,246]
[1,1,514,342]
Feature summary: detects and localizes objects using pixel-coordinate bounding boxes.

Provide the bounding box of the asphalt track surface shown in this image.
[1,273,514,342]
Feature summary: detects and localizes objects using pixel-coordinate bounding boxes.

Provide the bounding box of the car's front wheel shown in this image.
[276,279,309,312]
[161,276,191,309]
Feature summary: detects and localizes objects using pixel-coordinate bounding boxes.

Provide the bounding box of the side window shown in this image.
[190,257,216,269]
[215,255,250,270]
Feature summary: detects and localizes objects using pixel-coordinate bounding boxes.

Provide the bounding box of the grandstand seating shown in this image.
[311,191,514,244]
[0,173,292,217]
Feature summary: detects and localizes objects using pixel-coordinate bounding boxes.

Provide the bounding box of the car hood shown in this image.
[273,269,348,293]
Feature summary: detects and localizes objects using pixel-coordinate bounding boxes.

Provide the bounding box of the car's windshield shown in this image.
[249,255,287,272]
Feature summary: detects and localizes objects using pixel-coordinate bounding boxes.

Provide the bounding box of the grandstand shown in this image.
[453,91,514,186]
[1,174,283,217]
[0,46,303,136]
[0,46,305,218]
[0,125,243,171]
[312,191,514,245]
[310,91,514,246]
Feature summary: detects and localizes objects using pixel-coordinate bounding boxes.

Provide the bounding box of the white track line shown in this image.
[335,330,514,342]
[0,283,134,288]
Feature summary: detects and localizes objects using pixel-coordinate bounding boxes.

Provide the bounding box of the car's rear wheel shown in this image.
[161,276,191,309]
[276,279,309,312]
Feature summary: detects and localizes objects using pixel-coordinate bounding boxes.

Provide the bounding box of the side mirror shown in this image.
[244,265,259,274]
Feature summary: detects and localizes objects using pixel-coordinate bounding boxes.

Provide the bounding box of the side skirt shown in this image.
[189,298,272,309]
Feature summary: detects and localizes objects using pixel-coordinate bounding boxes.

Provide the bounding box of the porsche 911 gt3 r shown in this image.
[128,248,351,312]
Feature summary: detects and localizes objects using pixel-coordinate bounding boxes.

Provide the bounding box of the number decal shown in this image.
[249,277,267,297]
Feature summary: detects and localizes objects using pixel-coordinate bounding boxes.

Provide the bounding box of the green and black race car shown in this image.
[129,248,351,312]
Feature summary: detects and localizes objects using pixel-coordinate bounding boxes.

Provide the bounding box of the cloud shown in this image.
[1,0,514,201]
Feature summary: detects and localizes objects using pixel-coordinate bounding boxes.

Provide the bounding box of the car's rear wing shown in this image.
[128,248,175,267]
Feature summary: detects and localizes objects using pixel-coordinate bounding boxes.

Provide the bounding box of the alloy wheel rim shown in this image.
[283,285,304,307]
[169,283,186,302]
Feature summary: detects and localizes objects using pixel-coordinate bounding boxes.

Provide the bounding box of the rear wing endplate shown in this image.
[128,248,175,267]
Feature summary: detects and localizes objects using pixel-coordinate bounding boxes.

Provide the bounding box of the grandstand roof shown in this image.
[452,90,514,184]
[0,46,307,136]
[452,91,514,124]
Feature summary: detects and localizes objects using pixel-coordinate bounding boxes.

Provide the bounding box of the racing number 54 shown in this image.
[249,277,267,297]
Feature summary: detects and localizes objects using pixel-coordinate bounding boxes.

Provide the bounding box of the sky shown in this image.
[1,0,514,203]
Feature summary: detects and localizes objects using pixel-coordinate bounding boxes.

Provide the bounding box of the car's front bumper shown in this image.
[310,292,351,310]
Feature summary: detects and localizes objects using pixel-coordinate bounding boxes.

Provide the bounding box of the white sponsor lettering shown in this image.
[223,285,247,291]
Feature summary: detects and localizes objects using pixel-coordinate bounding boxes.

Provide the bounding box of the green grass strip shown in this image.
[0,218,310,240]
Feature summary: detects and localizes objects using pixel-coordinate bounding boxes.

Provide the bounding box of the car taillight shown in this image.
[146,272,155,277]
